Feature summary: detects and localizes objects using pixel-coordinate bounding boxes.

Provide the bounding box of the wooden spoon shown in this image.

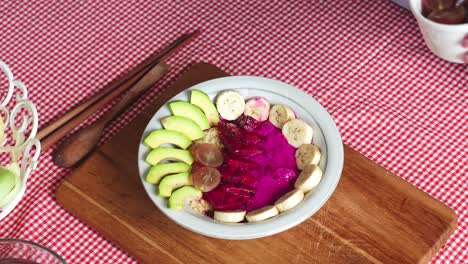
[52,62,169,168]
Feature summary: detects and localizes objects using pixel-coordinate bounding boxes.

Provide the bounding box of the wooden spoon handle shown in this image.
[52,62,169,168]
[39,67,150,150]
[41,62,169,151]
[37,54,159,140]
[100,62,170,125]
[37,31,198,141]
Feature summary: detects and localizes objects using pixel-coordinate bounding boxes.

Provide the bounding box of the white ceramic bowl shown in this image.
[138,76,344,239]
[410,0,468,63]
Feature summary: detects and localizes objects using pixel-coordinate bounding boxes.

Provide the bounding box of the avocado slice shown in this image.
[158,172,191,197]
[169,101,210,130]
[144,129,192,149]
[146,147,194,166]
[146,162,191,184]
[190,90,220,126]
[0,166,17,205]
[161,116,204,140]
[168,186,202,210]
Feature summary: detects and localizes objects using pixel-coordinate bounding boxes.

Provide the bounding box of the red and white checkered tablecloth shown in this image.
[0,0,466,263]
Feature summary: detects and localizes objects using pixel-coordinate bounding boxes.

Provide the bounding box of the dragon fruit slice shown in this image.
[237,115,262,132]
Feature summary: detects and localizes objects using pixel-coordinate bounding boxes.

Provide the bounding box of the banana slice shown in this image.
[214,210,246,223]
[244,97,270,121]
[274,189,304,212]
[269,104,295,128]
[216,90,245,120]
[294,164,322,192]
[245,205,279,222]
[295,144,321,170]
[282,119,313,148]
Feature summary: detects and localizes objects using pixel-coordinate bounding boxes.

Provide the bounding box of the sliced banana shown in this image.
[294,164,322,192]
[213,210,246,223]
[269,104,295,128]
[216,90,245,121]
[274,189,304,212]
[245,205,279,222]
[244,97,270,121]
[295,144,321,170]
[282,119,313,148]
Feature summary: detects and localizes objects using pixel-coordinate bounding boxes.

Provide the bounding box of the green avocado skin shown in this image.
[0,167,16,201]
[190,90,220,126]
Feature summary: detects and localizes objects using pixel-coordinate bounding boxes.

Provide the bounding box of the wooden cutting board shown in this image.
[56,63,457,264]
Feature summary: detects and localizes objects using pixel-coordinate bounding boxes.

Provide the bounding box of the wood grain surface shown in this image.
[56,63,457,264]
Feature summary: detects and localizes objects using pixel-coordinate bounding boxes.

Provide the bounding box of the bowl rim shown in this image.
[138,76,344,239]
[409,0,468,31]
[0,239,67,263]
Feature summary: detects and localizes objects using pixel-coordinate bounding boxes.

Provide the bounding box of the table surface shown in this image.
[0,1,466,263]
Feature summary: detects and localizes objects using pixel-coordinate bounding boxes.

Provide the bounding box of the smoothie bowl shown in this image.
[138,76,343,239]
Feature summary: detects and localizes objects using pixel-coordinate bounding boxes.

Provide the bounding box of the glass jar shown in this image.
[0,239,66,264]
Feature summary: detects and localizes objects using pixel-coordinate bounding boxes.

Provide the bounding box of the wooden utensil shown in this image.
[39,31,200,150]
[37,52,155,141]
[52,62,169,168]
[56,63,457,264]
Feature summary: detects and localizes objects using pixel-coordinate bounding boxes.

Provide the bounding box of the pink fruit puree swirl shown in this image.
[203,116,298,211]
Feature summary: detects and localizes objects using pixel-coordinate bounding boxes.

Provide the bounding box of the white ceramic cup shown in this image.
[409,0,468,63]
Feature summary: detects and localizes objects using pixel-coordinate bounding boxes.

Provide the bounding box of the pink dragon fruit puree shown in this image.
[203,116,298,211]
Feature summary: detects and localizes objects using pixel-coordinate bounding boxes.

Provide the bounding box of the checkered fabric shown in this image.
[0,0,466,263]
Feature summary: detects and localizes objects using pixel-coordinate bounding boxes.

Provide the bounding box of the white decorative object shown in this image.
[0,60,41,221]
[410,0,468,64]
